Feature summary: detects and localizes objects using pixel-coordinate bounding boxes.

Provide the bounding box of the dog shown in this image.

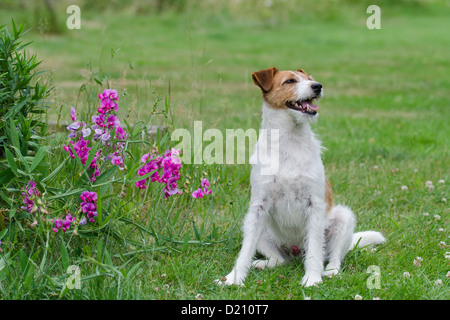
[217,67,385,287]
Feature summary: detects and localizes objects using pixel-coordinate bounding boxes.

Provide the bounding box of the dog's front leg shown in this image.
[218,200,270,286]
[301,203,326,287]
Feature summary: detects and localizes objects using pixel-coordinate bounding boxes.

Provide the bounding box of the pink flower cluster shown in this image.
[98,89,119,114]
[63,89,128,180]
[192,179,212,198]
[80,191,98,223]
[136,148,182,198]
[92,89,127,144]
[52,191,97,233]
[91,89,127,171]
[53,213,76,233]
[64,136,91,166]
[21,180,41,213]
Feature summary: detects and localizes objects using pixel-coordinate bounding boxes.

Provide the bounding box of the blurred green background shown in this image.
[1,0,449,161]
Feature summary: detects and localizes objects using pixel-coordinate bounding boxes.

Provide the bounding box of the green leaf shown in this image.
[182,233,190,252]
[126,261,143,281]
[193,222,201,241]
[9,118,20,150]
[104,247,113,266]
[47,188,84,200]
[23,262,34,292]
[11,146,30,173]
[8,207,16,220]
[4,96,30,120]
[5,147,18,176]
[96,238,103,263]
[0,169,15,185]
[41,157,68,184]
[0,228,8,241]
[83,143,99,172]
[0,252,10,273]
[0,191,12,206]
[59,284,70,298]
[93,166,117,186]
[128,168,157,184]
[159,131,169,147]
[19,249,28,274]
[40,230,50,271]
[96,187,102,224]
[60,239,70,270]
[68,143,84,168]
[30,146,46,172]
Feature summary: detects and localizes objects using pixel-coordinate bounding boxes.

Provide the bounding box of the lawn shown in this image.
[0,0,448,301]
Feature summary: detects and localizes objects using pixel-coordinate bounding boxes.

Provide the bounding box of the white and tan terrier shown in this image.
[217,67,385,287]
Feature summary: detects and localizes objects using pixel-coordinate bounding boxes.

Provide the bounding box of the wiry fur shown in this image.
[217,67,385,287]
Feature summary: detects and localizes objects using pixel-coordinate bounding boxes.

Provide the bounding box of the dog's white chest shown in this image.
[252,153,324,247]
[268,171,316,244]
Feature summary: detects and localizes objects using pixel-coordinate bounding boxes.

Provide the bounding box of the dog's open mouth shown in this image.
[285,98,319,115]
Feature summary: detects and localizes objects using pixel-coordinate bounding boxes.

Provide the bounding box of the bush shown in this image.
[0,20,51,179]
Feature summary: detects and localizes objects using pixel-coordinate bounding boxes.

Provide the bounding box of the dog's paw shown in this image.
[214,273,245,286]
[301,274,322,287]
[322,268,340,279]
[214,277,233,286]
[252,259,269,270]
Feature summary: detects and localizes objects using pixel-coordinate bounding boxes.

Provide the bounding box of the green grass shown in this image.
[0,1,449,300]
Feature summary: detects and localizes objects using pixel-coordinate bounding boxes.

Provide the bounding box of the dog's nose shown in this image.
[311,82,322,94]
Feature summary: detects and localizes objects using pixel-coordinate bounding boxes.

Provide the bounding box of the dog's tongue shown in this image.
[300,101,319,111]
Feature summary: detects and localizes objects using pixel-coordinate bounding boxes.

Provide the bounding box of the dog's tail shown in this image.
[349,231,385,250]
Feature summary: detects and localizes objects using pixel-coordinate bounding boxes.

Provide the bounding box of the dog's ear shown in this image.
[297,68,314,80]
[252,67,279,92]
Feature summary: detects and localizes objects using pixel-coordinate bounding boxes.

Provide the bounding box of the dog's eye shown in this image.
[283,79,297,85]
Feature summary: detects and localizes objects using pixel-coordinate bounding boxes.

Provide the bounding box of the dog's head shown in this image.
[252,67,323,121]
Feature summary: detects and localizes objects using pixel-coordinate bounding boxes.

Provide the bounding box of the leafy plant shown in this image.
[0,20,51,182]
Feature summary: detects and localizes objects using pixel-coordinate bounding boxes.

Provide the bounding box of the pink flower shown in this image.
[92,126,103,140]
[79,191,98,224]
[192,178,212,199]
[115,126,127,140]
[144,161,158,173]
[106,114,120,128]
[98,89,119,114]
[21,180,41,213]
[92,114,105,128]
[141,153,150,163]
[192,188,204,199]
[135,179,147,189]
[66,121,81,131]
[101,131,111,144]
[80,191,97,202]
[70,107,77,121]
[53,219,62,233]
[163,186,182,198]
[81,127,91,138]
[134,149,182,198]
[171,148,181,157]
[72,137,92,165]
[98,89,119,101]
[64,145,75,158]
[87,211,97,223]
[52,213,76,233]
[201,178,209,188]
[81,202,96,213]
[111,155,124,170]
